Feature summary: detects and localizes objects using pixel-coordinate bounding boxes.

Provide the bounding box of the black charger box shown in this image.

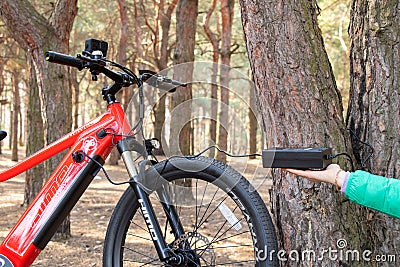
[262,147,332,170]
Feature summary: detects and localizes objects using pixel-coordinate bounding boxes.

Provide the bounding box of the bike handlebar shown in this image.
[45,51,135,87]
[45,51,85,70]
[44,51,187,92]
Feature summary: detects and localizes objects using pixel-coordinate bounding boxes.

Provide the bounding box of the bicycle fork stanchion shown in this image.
[118,138,185,264]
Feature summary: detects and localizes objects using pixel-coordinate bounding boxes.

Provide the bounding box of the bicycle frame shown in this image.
[0,102,131,267]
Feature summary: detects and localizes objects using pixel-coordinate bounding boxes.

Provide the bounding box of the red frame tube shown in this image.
[0,102,131,267]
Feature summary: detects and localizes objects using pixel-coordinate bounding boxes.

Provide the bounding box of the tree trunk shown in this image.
[203,0,219,158]
[0,62,5,155]
[1,0,77,239]
[8,103,12,150]
[117,0,130,112]
[248,87,257,159]
[156,0,178,71]
[117,0,128,70]
[108,0,130,165]
[153,0,178,155]
[239,1,371,265]
[130,0,145,143]
[24,57,44,205]
[70,68,80,130]
[18,108,23,146]
[347,0,400,257]
[217,0,234,163]
[169,0,198,156]
[168,0,198,202]
[11,69,20,162]
[24,56,45,206]
[217,0,234,162]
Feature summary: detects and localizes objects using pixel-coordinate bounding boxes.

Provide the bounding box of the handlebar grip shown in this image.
[45,51,84,70]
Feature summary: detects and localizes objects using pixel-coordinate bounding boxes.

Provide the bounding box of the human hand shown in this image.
[284,164,346,189]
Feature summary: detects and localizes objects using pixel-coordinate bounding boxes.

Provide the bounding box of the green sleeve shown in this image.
[344,170,400,219]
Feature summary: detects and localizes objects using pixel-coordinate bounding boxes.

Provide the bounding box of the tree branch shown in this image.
[203,0,219,57]
[0,0,52,51]
[49,0,78,46]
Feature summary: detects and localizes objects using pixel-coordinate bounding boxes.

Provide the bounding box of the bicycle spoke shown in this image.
[205,243,253,249]
[126,232,153,241]
[190,195,232,246]
[193,188,223,232]
[207,214,244,246]
[186,255,201,267]
[123,246,158,261]
[137,258,166,267]
[209,202,239,237]
[196,181,209,220]
[122,258,164,267]
[214,259,256,265]
[196,228,249,253]
[198,255,213,266]
[130,220,148,232]
[196,186,220,227]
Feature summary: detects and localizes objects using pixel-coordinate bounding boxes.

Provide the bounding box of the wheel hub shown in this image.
[167,232,215,267]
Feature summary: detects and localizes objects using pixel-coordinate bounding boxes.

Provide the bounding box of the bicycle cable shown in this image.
[347,128,374,169]
[157,145,263,176]
[326,152,355,172]
[82,142,263,186]
[81,151,131,186]
[190,145,262,159]
[103,59,142,87]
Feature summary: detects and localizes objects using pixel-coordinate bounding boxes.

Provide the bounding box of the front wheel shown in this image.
[103,156,278,266]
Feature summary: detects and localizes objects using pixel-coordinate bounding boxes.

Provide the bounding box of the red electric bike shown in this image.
[0,39,277,266]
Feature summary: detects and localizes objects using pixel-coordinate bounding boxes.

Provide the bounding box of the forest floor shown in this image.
[0,147,273,266]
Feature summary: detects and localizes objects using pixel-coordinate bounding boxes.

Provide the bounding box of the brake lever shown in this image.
[152,74,187,87]
[157,75,172,83]
[139,71,187,91]
[76,54,107,67]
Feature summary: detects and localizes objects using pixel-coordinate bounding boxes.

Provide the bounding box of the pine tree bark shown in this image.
[169,0,198,201]
[0,0,77,238]
[71,68,80,130]
[117,0,130,113]
[155,0,178,71]
[0,61,4,155]
[203,0,219,158]
[239,1,371,265]
[24,56,45,206]
[153,0,177,155]
[347,0,400,257]
[248,87,257,159]
[108,0,130,165]
[11,69,20,162]
[217,0,234,163]
[169,0,198,156]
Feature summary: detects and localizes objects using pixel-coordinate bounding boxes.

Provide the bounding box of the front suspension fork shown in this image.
[118,138,185,262]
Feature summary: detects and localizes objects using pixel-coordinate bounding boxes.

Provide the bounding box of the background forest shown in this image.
[8,0,400,266]
[0,0,349,163]
[5,0,400,266]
